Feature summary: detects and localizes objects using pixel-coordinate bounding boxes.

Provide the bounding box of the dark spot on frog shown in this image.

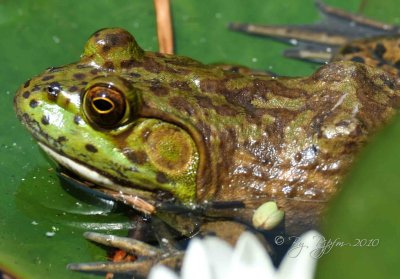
[85,144,98,153]
[378,74,396,90]
[81,81,88,86]
[32,85,41,92]
[103,61,115,70]
[22,91,30,99]
[105,33,129,47]
[215,105,238,116]
[195,96,214,109]
[65,98,71,106]
[142,58,163,74]
[124,150,148,165]
[119,60,135,69]
[23,79,31,88]
[69,86,78,92]
[200,79,223,93]
[41,75,54,81]
[74,115,83,125]
[156,172,169,184]
[254,79,306,99]
[73,73,86,80]
[155,191,175,206]
[149,82,168,96]
[169,81,191,91]
[57,136,67,143]
[341,45,362,55]
[41,115,50,125]
[351,56,365,63]
[169,96,195,116]
[90,69,100,75]
[166,66,191,75]
[373,43,386,59]
[128,72,141,78]
[102,45,111,52]
[143,57,190,75]
[29,99,38,108]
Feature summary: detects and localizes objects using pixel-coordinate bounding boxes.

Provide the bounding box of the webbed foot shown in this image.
[67,232,183,278]
[229,0,400,63]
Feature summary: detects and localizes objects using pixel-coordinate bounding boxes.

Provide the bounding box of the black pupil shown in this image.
[93,99,113,112]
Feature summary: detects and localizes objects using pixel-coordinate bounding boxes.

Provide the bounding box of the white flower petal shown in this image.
[277,230,322,279]
[202,236,234,278]
[149,265,179,279]
[181,238,213,279]
[229,231,276,279]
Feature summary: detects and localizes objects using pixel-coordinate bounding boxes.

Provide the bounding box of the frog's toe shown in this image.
[67,253,183,276]
[67,260,153,274]
[68,231,183,276]
[83,231,162,256]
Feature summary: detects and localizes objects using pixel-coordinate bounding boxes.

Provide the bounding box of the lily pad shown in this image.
[0,0,397,278]
[316,105,400,278]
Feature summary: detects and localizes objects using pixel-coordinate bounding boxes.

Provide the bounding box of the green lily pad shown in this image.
[316,98,400,277]
[0,0,398,278]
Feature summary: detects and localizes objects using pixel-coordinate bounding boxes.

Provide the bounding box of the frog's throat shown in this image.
[37,142,156,214]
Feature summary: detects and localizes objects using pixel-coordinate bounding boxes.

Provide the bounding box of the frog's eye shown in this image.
[83,85,127,128]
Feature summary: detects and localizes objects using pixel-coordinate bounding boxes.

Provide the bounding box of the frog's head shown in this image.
[14,28,209,214]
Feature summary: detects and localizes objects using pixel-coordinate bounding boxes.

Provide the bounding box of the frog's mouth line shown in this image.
[37,142,156,215]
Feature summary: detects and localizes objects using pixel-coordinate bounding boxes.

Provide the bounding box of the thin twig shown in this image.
[154,0,174,54]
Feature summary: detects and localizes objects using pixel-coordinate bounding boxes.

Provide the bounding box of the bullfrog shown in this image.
[13,2,400,277]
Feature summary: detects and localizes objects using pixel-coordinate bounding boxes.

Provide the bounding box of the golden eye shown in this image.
[83,85,126,128]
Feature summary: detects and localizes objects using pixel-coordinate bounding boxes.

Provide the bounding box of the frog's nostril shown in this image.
[47,85,60,101]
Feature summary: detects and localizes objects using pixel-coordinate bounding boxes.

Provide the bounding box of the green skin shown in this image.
[14,28,400,240]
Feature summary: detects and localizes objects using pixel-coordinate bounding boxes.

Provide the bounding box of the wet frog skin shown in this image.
[13,27,400,239]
